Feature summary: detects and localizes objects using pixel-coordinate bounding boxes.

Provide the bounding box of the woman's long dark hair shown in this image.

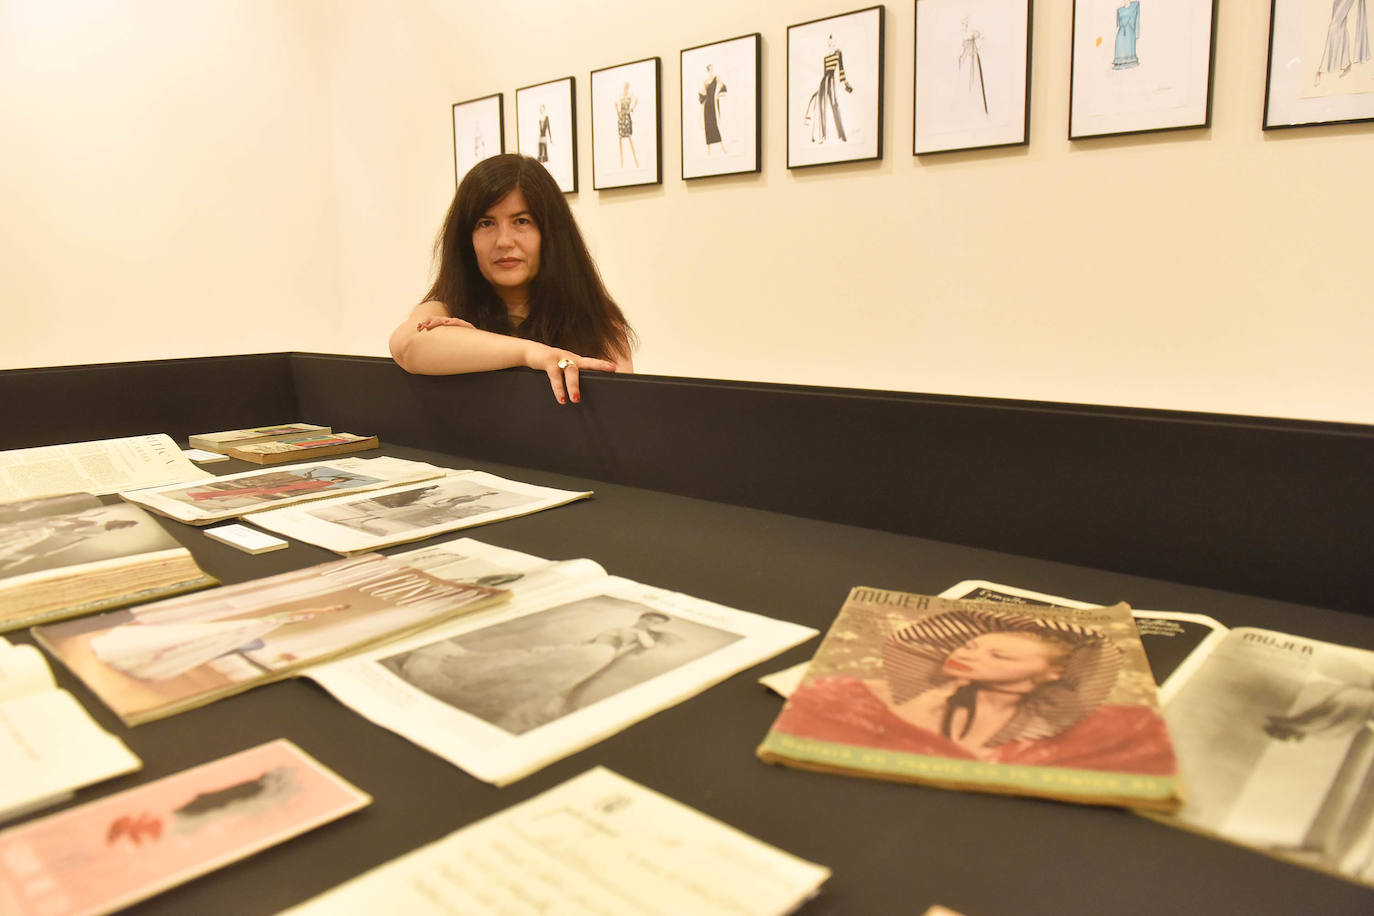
[424,154,635,361]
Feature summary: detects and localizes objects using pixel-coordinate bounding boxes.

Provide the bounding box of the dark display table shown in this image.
[2,354,1370,915]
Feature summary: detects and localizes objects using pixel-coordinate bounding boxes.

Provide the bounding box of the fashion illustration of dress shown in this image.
[537,116,551,163]
[806,47,850,142]
[699,76,725,145]
[616,97,634,138]
[1318,0,1372,80]
[1114,2,1141,70]
[396,623,661,735]
[958,28,988,115]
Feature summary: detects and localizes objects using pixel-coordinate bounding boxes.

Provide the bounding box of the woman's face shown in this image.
[941,632,1065,685]
[472,188,541,303]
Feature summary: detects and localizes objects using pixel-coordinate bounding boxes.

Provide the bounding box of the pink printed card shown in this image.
[0,739,369,916]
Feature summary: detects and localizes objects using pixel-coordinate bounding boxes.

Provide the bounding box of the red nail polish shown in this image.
[571,393,580,403]
[558,396,566,404]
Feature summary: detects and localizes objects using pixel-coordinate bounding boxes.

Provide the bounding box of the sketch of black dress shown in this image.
[805,35,853,143]
[537,109,551,163]
[1114,1,1141,70]
[1316,0,1372,86]
[958,19,988,116]
[698,68,727,149]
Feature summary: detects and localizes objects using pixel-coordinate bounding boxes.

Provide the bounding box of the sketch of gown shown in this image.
[699,75,725,145]
[1317,0,1372,81]
[1114,1,1141,70]
[805,39,852,143]
[958,23,989,116]
[616,96,634,138]
[395,622,663,735]
[537,115,551,163]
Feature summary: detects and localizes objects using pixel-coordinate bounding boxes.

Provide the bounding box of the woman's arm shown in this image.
[389,301,619,404]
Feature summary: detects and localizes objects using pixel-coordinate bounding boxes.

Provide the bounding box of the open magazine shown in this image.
[757,587,1181,810]
[1,493,217,632]
[32,554,509,726]
[0,434,211,502]
[305,538,818,786]
[281,766,830,916]
[1,637,141,824]
[923,580,1374,889]
[243,470,594,554]
[118,456,445,525]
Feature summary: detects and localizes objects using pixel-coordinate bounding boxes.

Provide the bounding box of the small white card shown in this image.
[182,448,230,463]
[204,524,288,555]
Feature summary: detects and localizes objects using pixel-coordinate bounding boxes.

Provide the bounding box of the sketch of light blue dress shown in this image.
[1318,0,1371,81]
[1114,2,1141,70]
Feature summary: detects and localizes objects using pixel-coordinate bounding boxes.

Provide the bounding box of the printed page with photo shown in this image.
[119,456,445,525]
[0,435,211,502]
[307,574,817,786]
[244,470,593,554]
[388,537,609,602]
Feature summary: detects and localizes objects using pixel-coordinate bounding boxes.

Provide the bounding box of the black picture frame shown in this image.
[913,0,1033,156]
[451,93,505,189]
[1264,0,1374,130]
[680,33,762,180]
[590,57,663,190]
[787,5,886,169]
[516,76,578,194]
[1068,0,1218,140]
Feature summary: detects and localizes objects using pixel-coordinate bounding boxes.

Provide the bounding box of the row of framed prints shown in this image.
[452,1,1374,192]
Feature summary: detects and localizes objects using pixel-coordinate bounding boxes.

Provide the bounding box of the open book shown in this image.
[1,636,141,823]
[281,766,830,916]
[922,580,1374,889]
[119,456,445,525]
[0,434,211,502]
[305,538,818,786]
[0,493,218,632]
[756,587,1181,810]
[243,470,594,554]
[32,554,509,725]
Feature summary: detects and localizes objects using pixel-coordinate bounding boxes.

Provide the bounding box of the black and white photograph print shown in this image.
[380,595,744,735]
[305,479,539,536]
[0,503,176,580]
[681,33,761,179]
[914,0,1032,155]
[590,57,661,190]
[1069,0,1217,139]
[788,6,885,168]
[1264,0,1374,129]
[452,93,504,189]
[517,76,578,193]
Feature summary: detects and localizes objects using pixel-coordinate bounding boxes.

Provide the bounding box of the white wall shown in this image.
[4,1,1371,424]
[0,0,342,367]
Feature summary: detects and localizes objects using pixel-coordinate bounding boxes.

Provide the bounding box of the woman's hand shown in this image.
[416,316,475,332]
[528,345,617,405]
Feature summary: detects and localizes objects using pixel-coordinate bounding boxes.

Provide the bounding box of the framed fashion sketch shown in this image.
[516,76,578,193]
[914,0,1033,155]
[1068,0,1217,140]
[680,33,762,179]
[452,93,505,189]
[590,57,662,190]
[787,6,885,168]
[1264,0,1374,129]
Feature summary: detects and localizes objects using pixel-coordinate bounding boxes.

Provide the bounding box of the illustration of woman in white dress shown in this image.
[614,82,639,168]
[90,604,348,681]
[804,34,854,143]
[1315,0,1371,86]
[958,18,988,116]
[698,64,728,155]
[1114,1,1141,70]
[393,610,673,735]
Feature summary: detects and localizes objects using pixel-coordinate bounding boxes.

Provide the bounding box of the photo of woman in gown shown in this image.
[773,609,1176,773]
[804,34,854,143]
[389,610,673,735]
[0,513,138,575]
[697,64,728,155]
[614,82,639,168]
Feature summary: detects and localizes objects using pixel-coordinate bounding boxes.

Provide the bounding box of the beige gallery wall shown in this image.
[3,1,1371,424]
